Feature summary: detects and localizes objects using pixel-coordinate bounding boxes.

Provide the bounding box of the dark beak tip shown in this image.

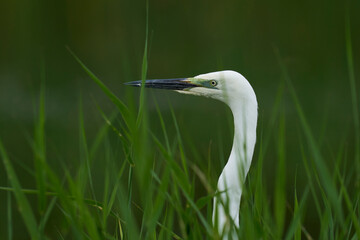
[124,81,142,87]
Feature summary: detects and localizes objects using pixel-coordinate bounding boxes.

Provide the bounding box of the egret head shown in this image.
[125,70,257,108]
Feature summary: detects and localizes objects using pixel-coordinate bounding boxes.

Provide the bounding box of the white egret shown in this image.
[126,70,258,238]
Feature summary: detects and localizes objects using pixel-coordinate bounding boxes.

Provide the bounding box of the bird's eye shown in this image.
[210,80,217,87]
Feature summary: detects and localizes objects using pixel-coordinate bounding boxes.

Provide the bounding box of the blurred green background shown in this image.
[1,0,359,238]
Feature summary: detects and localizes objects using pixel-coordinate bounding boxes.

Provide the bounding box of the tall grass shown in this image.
[1,15,359,240]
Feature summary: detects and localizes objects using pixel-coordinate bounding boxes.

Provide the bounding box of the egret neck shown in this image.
[214,94,258,236]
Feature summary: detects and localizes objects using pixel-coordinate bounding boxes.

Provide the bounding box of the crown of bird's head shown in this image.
[125,70,257,108]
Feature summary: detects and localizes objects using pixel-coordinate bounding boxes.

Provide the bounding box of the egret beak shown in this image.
[124,78,200,90]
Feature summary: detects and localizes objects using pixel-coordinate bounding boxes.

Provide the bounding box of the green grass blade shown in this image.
[154,100,171,153]
[89,117,110,160]
[170,107,189,178]
[345,11,360,179]
[0,140,40,239]
[34,63,47,215]
[66,46,132,130]
[105,169,122,218]
[39,196,57,233]
[284,187,309,240]
[95,104,133,166]
[115,182,140,240]
[7,186,12,240]
[180,184,213,236]
[127,166,133,208]
[136,0,149,127]
[293,185,301,240]
[274,112,286,238]
[78,99,97,203]
[102,165,110,231]
[337,170,360,237]
[300,141,323,221]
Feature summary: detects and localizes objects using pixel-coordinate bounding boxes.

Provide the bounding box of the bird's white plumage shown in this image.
[179,70,258,238]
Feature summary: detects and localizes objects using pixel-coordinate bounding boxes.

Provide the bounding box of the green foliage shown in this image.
[0,140,40,240]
